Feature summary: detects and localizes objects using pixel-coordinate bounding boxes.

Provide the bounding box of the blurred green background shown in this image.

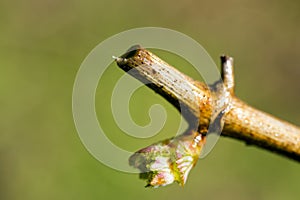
[1,0,300,199]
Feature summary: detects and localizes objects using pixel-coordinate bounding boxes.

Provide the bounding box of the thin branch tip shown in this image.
[220,55,235,94]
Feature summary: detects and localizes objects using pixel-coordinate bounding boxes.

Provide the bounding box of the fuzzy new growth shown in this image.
[129,131,205,187]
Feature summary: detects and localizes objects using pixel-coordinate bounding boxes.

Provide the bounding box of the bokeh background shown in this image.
[1,0,300,199]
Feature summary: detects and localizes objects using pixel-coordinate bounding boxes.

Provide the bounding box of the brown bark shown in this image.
[115,45,300,162]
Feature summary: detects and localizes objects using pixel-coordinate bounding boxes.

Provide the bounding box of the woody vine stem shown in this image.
[114,45,300,187]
